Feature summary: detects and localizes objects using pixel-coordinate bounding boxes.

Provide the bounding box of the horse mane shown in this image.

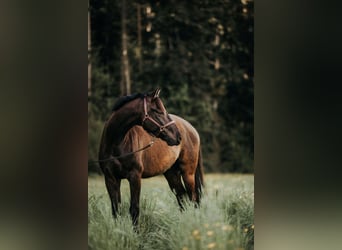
[112,93,144,111]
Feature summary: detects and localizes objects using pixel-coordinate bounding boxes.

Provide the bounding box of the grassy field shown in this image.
[88,174,254,250]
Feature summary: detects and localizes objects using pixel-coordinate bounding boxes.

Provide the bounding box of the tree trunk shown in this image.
[136,3,142,73]
[88,5,92,96]
[120,0,131,95]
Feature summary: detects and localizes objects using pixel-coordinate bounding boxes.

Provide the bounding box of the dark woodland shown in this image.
[88,0,254,173]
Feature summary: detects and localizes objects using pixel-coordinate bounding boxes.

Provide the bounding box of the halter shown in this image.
[142,96,175,136]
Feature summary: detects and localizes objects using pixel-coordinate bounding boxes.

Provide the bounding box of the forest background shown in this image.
[88,0,254,173]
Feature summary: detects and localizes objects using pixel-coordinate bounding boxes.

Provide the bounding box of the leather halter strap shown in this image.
[142,96,175,134]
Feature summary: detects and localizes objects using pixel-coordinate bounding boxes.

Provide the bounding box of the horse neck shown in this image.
[106,101,143,146]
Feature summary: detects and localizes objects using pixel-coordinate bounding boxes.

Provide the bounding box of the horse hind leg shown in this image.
[181,150,203,207]
[164,168,187,210]
[182,172,197,203]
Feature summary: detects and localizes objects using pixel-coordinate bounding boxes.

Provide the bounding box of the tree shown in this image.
[120,0,131,95]
[88,0,254,173]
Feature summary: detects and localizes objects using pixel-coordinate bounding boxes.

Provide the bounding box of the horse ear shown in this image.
[152,88,161,99]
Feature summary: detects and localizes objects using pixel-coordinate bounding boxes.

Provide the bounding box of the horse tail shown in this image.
[195,147,204,202]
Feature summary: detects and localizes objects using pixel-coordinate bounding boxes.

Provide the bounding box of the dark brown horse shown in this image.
[99,89,204,225]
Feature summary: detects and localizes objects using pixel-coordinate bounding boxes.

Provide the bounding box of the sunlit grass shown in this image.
[88,174,254,250]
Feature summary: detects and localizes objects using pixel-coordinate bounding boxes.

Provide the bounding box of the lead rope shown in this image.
[89,136,155,164]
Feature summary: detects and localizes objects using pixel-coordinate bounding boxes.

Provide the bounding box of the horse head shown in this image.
[142,88,181,146]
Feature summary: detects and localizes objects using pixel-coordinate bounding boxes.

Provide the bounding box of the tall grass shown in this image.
[88,174,254,250]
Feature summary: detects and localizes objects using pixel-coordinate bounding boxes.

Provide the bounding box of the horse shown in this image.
[98,88,204,226]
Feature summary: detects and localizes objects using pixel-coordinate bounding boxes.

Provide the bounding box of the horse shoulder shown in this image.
[123,126,180,177]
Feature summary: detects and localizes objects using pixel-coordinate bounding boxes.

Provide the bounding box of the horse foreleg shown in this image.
[128,173,141,226]
[104,175,121,218]
[164,169,187,210]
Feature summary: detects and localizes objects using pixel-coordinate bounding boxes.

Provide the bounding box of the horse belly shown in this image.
[141,145,180,178]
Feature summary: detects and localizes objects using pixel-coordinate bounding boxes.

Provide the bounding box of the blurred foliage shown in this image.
[88,0,253,173]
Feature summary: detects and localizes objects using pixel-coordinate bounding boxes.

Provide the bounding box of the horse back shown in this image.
[170,114,200,148]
